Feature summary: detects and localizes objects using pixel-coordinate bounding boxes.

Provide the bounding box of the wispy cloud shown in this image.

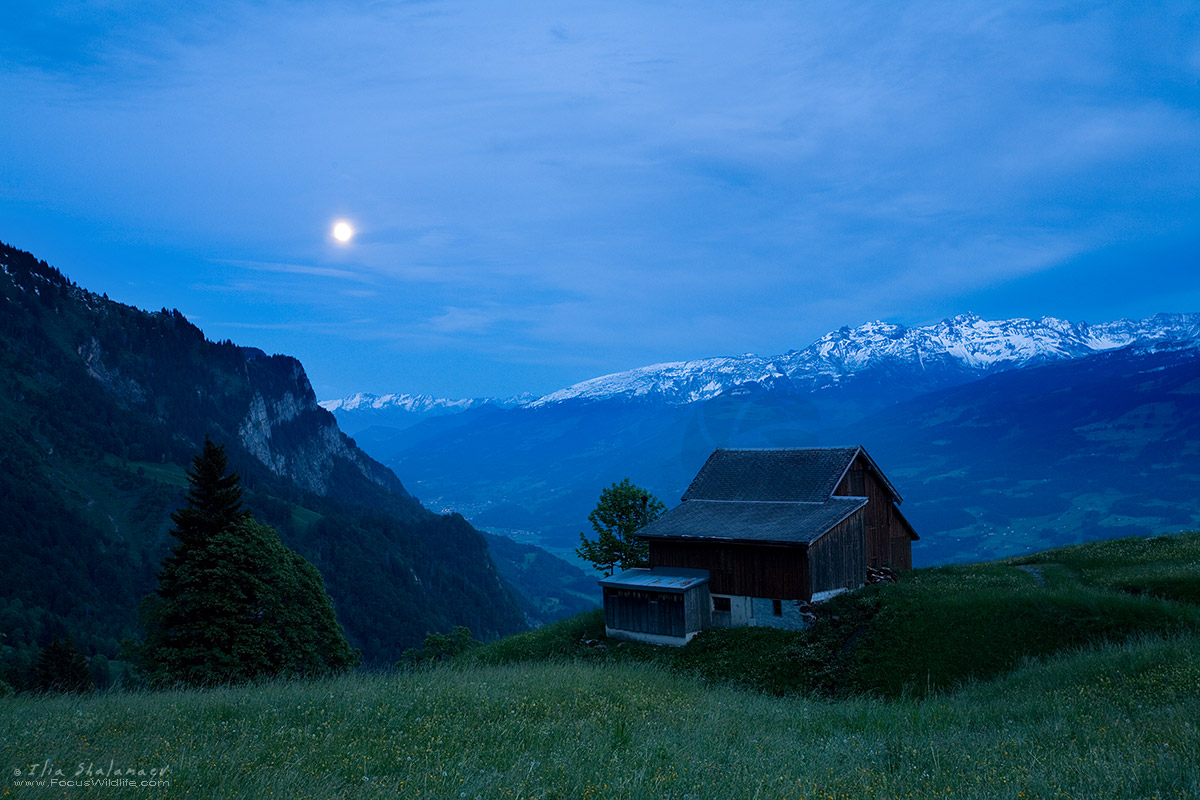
[225,259,375,283]
[3,0,1198,397]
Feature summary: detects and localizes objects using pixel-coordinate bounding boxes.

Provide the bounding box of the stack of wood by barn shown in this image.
[600,446,918,645]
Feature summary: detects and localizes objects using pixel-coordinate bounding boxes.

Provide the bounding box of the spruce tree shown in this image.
[140,441,358,685]
[169,437,248,549]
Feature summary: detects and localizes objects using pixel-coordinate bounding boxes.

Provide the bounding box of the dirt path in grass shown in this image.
[1016,564,1047,586]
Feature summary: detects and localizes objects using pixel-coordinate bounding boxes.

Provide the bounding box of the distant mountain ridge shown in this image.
[319,392,534,436]
[323,392,481,413]
[839,340,1200,563]
[326,312,1200,414]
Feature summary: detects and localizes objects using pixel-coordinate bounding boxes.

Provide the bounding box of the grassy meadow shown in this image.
[3,533,1199,799]
[468,533,1200,700]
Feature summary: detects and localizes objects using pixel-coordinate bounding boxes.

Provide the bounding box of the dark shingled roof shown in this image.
[636,497,868,545]
[682,447,863,502]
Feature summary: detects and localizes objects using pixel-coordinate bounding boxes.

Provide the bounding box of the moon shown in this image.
[332,220,354,243]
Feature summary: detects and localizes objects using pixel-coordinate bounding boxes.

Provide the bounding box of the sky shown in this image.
[2,0,1198,400]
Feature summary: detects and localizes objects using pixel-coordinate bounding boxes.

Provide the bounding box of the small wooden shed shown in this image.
[599,567,711,645]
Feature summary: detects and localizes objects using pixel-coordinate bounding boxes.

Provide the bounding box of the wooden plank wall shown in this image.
[603,588,685,637]
[683,584,712,632]
[834,455,913,569]
[888,531,913,570]
[808,510,866,593]
[648,540,810,599]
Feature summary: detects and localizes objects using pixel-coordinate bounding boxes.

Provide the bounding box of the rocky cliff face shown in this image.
[235,354,406,498]
[41,262,412,502]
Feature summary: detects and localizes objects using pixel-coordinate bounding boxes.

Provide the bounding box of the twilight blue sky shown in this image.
[2,1,1198,399]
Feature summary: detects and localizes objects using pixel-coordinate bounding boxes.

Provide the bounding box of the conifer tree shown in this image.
[169,437,248,549]
[140,440,358,685]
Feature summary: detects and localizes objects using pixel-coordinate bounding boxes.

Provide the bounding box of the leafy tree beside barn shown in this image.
[138,439,358,685]
[576,478,665,576]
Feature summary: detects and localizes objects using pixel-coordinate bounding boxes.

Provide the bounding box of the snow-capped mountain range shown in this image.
[320,392,496,415]
[324,313,1200,413]
[318,391,536,435]
[537,312,1200,406]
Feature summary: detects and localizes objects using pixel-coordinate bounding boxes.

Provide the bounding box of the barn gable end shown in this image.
[833,452,918,570]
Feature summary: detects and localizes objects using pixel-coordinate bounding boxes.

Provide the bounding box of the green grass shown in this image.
[842,560,1200,697]
[1011,532,1200,605]
[5,532,1199,798]
[121,460,189,489]
[289,503,324,531]
[2,634,1198,799]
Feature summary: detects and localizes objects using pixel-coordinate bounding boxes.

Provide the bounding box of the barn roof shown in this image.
[681,446,902,503]
[636,496,868,545]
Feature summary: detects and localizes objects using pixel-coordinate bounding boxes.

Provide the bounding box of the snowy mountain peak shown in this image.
[529,356,788,407]
[532,312,1200,406]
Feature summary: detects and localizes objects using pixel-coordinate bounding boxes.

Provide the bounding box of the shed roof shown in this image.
[599,567,710,593]
[681,446,903,503]
[637,496,868,545]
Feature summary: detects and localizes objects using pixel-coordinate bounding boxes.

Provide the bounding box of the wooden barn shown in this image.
[601,446,917,644]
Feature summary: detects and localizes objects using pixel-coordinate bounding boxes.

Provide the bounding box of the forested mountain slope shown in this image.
[0,241,527,678]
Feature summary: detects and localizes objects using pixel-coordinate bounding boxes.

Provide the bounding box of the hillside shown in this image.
[470,531,1200,698]
[3,533,1197,799]
[479,532,600,622]
[4,640,1196,799]
[0,241,528,676]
